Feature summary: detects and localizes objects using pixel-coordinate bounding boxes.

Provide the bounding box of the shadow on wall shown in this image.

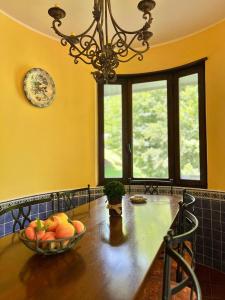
[15,66,32,103]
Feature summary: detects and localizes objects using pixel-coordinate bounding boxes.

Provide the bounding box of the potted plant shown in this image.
[103,181,126,217]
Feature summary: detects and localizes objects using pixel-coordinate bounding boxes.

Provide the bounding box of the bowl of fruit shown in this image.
[19,213,86,255]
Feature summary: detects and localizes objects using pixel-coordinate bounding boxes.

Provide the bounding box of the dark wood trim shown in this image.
[173,72,181,186]
[98,59,208,188]
[167,74,176,182]
[97,83,104,185]
[117,58,208,80]
[122,82,130,182]
[173,63,208,188]
[198,62,208,188]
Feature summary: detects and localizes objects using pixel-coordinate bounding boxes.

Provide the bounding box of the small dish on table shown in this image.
[130,195,147,204]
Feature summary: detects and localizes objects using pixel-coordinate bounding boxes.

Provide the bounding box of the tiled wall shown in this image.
[1,185,225,273]
[194,195,225,273]
[0,201,54,237]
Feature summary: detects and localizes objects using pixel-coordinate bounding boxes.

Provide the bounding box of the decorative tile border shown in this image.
[1,185,225,273]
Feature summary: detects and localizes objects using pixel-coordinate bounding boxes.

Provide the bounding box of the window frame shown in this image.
[98,58,207,188]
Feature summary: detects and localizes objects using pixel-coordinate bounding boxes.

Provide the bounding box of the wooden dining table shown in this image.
[0,194,181,300]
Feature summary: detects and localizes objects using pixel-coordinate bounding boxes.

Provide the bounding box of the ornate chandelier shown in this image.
[48,0,156,83]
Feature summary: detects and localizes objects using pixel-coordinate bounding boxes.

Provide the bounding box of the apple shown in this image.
[55,223,75,239]
[71,220,85,234]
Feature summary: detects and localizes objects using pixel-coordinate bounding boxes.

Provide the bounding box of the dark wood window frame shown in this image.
[98,58,208,188]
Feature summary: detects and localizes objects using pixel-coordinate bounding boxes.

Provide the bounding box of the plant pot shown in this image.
[108,197,122,217]
[109,207,122,217]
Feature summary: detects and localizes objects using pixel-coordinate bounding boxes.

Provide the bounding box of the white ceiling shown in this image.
[0,0,225,46]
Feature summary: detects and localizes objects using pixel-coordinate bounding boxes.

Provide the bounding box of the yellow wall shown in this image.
[0,12,96,201]
[119,19,225,191]
[1,11,225,201]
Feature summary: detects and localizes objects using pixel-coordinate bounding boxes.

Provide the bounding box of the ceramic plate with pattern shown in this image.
[23,68,56,107]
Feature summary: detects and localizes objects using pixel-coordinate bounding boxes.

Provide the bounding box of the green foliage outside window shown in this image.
[104,80,200,179]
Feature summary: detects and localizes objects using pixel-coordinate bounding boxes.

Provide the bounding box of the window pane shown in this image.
[179,74,200,180]
[132,81,168,178]
[104,85,122,178]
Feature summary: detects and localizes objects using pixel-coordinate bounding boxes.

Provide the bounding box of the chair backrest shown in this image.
[177,190,196,236]
[183,190,195,213]
[0,185,91,233]
[162,208,201,300]
[56,185,91,212]
[128,178,174,195]
[0,196,54,233]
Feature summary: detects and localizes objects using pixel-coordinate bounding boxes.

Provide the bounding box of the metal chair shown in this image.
[0,185,91,233]
[56,185,91,212]
[162,208,201,300]
[175,190,196,241]
[183,189,195,213]
[175,191,196,280]
[0,196,55,233]
[128,178,174,195]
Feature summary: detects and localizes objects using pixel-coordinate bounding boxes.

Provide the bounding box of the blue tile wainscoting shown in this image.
[1,185,225,273]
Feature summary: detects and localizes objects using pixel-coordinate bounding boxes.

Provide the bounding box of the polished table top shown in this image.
[0,194,181,300]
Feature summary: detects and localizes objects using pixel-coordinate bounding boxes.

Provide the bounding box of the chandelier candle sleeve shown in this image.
[48,0,156,83]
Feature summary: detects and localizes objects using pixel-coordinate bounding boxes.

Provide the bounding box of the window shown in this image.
[104,85,122,178]
[132,80,168,179]
[98,59,207,188]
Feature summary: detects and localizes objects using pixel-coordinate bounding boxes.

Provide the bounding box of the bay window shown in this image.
[98,59,207,188]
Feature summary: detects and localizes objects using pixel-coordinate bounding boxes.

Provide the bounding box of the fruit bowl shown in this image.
[19,227,86,255]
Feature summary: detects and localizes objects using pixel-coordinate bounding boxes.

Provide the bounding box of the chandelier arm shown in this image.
[107,3,151,57]
[107,0,152,35]
[51,20,73,43]
[58,18,99,64]
[68,45,92,63]
[110,16,152,54]
[52,18,97,44]
[111,31,149,57]
[111,31,127,48]
[73,25,99,55]
[117,45,149,61]
[122,39,149,55]
[109,19,132,54]
[60,37,93,63]
[118,53,144,63]
[73,55,93,65]
[74,19,97,38]
[69,42,98,64]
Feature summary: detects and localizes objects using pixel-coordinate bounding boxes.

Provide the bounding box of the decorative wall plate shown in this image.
[23,68,56,107]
